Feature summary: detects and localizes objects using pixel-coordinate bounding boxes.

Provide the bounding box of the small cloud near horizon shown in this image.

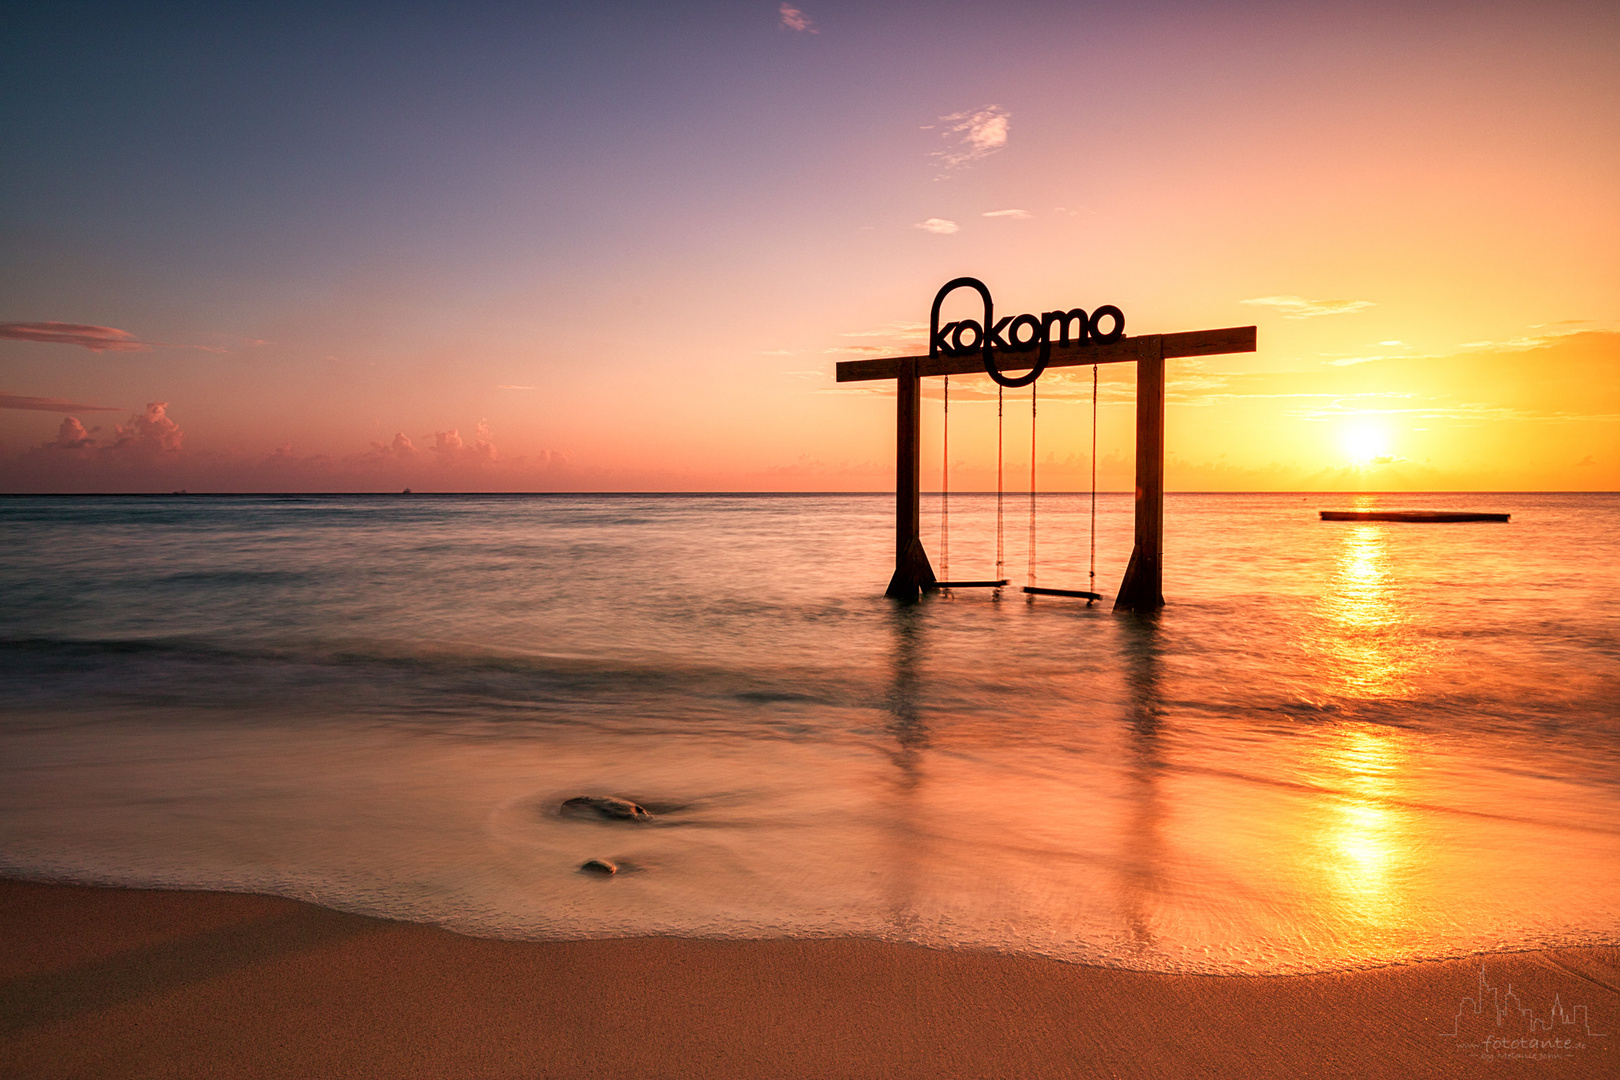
[1,392,122,412]
[111,402,184,453]
[983,209,1030,219]
[927,105,1009,175]
[497,384,539,390]
[0,322,150,352]
[914,218,959,234]
[840,323,925,339]
[1240,296,1375,319]
[778,4,816,33]
[49,417,97,449]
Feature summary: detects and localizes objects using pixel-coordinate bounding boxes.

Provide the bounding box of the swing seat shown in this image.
[1022,585,1102,600]
[935,579,1010,589]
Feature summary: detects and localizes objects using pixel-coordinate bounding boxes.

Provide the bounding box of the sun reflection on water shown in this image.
[1315,523,1419,698]
[1294,723,1427,961]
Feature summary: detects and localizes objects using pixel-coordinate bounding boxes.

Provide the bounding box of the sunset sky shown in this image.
[2,0,1616,492]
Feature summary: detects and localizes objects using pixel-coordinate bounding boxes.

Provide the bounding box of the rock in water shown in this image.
[580,859,618,875]
[560,795,653,822]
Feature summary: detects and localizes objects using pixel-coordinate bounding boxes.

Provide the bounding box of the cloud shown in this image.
[833,321,927,357]
[840,323,926,339]
[983,209,1031,219]
[497,384,539,390]
[47,417,96,450]
[914,218,959,234]
[778,3,816,32]
[366,432,419,459]
[110,402,184,453]
[0,393,121,412]
[1323,350,1430,367]
[929,105,1009,174]
[1239,296,1376,319]
[431,420,498,464]
[0,322,150,352]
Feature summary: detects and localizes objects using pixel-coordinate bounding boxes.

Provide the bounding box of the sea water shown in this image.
[1,492,1616,975]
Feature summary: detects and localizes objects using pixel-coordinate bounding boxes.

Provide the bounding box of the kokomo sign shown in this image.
[928,276,1125,387]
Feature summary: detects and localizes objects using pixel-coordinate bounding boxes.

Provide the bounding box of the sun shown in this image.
[1342,423,1391,466]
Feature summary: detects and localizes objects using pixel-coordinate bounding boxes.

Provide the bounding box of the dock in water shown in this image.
[1319,510,1510,523]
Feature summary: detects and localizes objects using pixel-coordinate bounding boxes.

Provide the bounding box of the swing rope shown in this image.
[1089,363,1098,597]
[996,384,1005,586]
[1021,364,1102,604]
[1027,381,1037,591]
[940,374,949,583]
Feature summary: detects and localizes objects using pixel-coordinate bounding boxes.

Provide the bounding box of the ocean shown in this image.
[1,491,1616,975]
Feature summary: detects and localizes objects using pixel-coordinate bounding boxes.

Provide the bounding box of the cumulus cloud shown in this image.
[983,209,1031,219]
[110,402,184,453]
[778,3,816,32]
[914,218,959,234]
[366,432,419,459]
[48,417,96,450]
[0,392,121,412]
[0,322,150,352]
[928,105,1010,174]
[431,420,497,464]
[1240,295,1376,319]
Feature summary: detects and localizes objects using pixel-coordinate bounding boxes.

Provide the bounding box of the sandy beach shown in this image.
[1,878,1612,1079]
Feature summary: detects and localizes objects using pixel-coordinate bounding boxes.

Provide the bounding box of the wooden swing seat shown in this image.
[1022,585,1102,600]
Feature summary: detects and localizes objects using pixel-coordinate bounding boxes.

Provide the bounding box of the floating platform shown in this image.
[1319,510,1510,523]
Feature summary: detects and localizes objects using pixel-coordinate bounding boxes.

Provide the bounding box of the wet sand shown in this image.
[2,878,1613,1079]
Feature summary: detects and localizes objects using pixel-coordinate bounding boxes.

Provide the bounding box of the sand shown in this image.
[1,878,1613,1079]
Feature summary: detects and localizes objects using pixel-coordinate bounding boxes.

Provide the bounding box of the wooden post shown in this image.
[886,359,936,600]
[1115,338,1165,611]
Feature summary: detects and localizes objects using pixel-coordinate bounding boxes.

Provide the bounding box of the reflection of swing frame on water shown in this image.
[835,277,1257,610]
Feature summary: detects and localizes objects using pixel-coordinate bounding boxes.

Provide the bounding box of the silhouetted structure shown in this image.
[836,280,1256,611]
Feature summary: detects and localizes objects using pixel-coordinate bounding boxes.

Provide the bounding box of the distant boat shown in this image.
[1319,510,1509,523]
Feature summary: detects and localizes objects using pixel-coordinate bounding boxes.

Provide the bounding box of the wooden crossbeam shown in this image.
[836,326,1255,383]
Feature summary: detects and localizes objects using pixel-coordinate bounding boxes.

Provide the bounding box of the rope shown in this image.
[995,384,1004,585]
[1090,363,1098,599]
[940,374,949,583]
[1028,381,1037,589]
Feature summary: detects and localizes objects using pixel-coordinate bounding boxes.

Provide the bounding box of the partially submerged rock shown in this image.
[560,795,653,822]
[579,859,618,875]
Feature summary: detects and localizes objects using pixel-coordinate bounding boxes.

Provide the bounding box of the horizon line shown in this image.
[2,490,1608,498]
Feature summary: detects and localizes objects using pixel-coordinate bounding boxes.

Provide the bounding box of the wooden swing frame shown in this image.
[835,325,1257,610]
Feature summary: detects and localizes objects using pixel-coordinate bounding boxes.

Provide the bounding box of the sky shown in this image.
[2,0,1616,492]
